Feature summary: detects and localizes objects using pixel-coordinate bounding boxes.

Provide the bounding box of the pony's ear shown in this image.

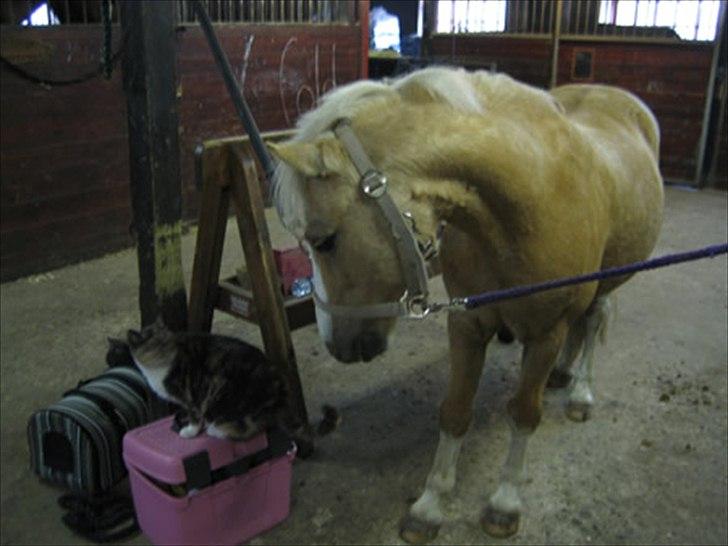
[269,138,347,178]
[317,138,348,176]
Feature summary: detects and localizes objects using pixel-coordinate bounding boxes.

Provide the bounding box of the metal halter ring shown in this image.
[360,170,388,198]
[403,293,432,319]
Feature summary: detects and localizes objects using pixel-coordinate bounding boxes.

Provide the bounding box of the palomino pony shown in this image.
[269,66,663,541]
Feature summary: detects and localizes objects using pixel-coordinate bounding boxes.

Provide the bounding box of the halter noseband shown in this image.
[311,119,435,320]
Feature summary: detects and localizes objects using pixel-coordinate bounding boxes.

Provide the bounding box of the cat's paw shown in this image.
[205,423,230,439]
[179,423,202,438]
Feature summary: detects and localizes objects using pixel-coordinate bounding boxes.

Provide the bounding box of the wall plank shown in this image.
[428,35,552,87]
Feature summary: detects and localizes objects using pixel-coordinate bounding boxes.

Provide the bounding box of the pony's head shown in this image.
[270,68,488,362]
[270,134,405,362]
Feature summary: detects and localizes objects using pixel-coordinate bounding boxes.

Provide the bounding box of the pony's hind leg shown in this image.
[546,318,587,389]
[565,297,611,422]
[482,321,567,538]
[400,312,493,544]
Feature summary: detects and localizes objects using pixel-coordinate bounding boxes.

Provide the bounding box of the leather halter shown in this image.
[311,119,436,319]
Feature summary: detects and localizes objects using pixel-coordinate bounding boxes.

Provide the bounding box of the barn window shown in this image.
[432,0,722,41]
[20,2,60,26]
[2,1,355,26]
[436,0,507,34]
[598,0,722,41]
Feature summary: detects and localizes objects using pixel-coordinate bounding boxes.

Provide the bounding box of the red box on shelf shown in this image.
[273,247,312,295]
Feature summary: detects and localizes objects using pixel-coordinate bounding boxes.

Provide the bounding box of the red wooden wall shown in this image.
[0,24,364,282]
[428,35,714,183]
[177,24,362,218]
[1,28,130,282]
[556,41,714,182]
[428,35,552,87]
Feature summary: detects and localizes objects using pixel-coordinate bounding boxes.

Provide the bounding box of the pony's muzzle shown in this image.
[326,331,388,363]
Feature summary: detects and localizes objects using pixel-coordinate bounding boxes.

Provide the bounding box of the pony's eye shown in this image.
[312,233,337,253]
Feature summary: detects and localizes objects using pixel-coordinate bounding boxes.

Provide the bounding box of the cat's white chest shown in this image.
[132,356,179,404]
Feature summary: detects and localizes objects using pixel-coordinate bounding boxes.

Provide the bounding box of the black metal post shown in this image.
[190,0,276,182]
[121,0,188,331]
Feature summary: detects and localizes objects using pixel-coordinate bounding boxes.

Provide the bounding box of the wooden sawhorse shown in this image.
[187,131,316,447]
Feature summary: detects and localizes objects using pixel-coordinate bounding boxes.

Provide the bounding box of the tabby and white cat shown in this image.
[127,317,291,440]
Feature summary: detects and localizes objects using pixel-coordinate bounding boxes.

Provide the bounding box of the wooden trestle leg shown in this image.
[188,143,313,455]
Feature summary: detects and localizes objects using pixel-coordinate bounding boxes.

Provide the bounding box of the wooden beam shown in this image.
[421,0,438,57]
[550,0,564,88]
[696,1,727,188]
[229,151,311,440]
[121,0,187,331]
[359,0,370,79]
[188,146,231,333]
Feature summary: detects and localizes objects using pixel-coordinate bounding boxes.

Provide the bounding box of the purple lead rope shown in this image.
[462,242,728,310]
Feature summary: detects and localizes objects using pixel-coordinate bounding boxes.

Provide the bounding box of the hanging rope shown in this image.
[101,0,113,80]
[0,3,122,88]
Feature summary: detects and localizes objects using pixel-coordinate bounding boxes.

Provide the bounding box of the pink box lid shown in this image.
[123,416,268,485]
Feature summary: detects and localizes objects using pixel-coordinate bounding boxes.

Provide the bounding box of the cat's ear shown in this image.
[106,337,132,367]
[127,329,143,348]
[153,315,169,332]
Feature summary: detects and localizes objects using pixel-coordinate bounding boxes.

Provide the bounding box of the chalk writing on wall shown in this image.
[238,34,339,127]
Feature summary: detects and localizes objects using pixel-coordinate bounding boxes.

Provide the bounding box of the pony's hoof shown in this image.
[481,505,520,538]
[399,514,440,544]
[547,369,573,389]
[566,400,592,422]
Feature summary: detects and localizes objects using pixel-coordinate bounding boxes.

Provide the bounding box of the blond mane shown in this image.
[294,66,486,141]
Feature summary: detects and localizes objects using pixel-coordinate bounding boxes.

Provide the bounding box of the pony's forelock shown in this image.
[272,160,306,239]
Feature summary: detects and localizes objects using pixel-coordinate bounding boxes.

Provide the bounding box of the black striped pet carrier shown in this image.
[26,340,172,542]
[27,365,162,494]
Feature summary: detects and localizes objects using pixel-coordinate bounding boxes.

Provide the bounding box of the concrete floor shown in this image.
[1,186,726,545]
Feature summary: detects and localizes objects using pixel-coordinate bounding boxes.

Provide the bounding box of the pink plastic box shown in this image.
[123,416,296,545]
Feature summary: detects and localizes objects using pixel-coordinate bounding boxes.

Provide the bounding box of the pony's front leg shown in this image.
[482,322,567,538]
[400,312,493,544]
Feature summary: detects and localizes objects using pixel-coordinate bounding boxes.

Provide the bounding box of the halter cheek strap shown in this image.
[316,119,432,319]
